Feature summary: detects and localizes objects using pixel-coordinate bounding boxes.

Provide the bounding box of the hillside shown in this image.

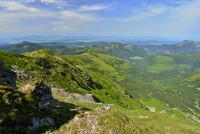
[0,61,82,133]
[123,51,200,121]
[93,42,200,117]
[0,46,200,133]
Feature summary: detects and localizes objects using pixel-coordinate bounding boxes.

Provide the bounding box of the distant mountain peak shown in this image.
[1,41,42,54]
[177,40,197,47]
[182,40,194,43]
[19,41,39,46]
[21,41,31,44]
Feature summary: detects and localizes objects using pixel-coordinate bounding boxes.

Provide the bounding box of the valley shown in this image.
[0,40,200,133]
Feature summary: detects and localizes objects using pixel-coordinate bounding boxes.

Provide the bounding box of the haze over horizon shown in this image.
[0,0,200,40]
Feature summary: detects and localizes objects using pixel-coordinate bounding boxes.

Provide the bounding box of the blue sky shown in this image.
[0,0,200,39]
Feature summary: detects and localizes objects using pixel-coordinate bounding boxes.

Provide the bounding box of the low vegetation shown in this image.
[0,41,200,133]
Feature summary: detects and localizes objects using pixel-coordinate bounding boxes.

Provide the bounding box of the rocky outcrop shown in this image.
[72,93,96,103]
[52,87,99,103]
[21,81,54,108]
[12,65,28,81]
[0,81,79,133]
[32,82,54,108]
[60,104,114,134]
[0,60,16,89]
[31,116,55,131]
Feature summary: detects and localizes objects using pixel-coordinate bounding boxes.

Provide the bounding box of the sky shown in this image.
[0,0,200,39]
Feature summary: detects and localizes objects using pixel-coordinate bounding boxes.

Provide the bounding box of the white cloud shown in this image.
[52,24,74,32]
[122,0,200,37]
[168,0,192,5]
[60,10,96,21]
[1,0,200,38]
[169,0,200,19]
[0,1,39,12]
[20,0,37,2]
[40,0,60,4]
[163,0,200,34]
[126,4,169,21]
[79,5,109,12]
[39,0,69,7]
[0,11,57,35]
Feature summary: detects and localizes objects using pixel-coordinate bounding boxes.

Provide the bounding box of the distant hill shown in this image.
[95,43,147,60]
[2,41,42,54]
[140,40,200,55]
[0,41,105,55]
[3,40,200,57]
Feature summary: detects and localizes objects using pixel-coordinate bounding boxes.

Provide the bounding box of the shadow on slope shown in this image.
[0,82,90,134]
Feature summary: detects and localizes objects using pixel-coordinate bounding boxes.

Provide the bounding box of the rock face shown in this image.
[0,60,16,89]
[72,93,96,103]
[31,116,55,131]
[0,73,78,133]
[20,82,56,130]
[33,82,54,108]
[22,81,54,108]
[12,65,28,81]
[52,87,99,103]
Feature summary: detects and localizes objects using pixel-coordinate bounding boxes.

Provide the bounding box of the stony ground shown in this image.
[51,105,114,134]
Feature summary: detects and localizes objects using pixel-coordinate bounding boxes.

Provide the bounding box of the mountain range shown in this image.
[0,40,200,133]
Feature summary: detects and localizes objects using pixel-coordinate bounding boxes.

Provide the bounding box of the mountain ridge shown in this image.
[0,42,200,133]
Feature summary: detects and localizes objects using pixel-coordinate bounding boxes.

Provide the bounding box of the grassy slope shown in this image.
[0,49,103,94]
[52,99,200,134]
[56,50,200,134]
[146,55,175,73]
[92,45,200,122]
[0,49,144,110]
[0,49,199,133]
[64,50,143,110]
[65,47,200,133]
[126,53,200,119]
